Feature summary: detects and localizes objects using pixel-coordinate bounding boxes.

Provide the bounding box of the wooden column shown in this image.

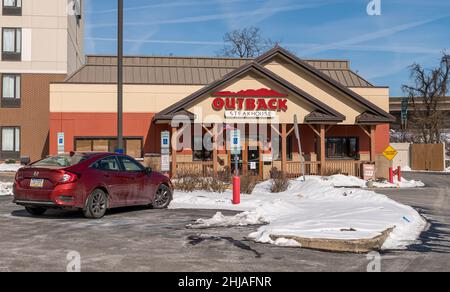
[212,124,218,177]
[171,126,177,178]
[319,125,326,175]
[281,123,287,173]
[370,125,377,163]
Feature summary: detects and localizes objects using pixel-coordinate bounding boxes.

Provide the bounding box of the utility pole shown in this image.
[117,0,124,153]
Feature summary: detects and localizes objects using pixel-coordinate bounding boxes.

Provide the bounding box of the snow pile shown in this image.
[172,177,427,250]
[324,174,424,189]
[188,211,269,228]
[0,164,22,173]
[0,182,13,196]
[373,176,425,188]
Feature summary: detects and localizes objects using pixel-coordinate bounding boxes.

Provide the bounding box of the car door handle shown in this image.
[104,174,111,178]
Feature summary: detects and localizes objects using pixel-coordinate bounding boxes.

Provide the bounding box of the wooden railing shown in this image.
[176,162,215,177]
[177,160,368,179]
[323,160,367,177]
[286,161,321,178]
[286,160,368,178]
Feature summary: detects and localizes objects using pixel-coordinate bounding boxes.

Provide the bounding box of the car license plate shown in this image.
[30,179,44,188]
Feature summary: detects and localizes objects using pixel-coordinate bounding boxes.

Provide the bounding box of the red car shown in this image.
[13,152,173,219]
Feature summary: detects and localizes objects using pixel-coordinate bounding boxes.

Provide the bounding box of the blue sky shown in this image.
[84,0,450,96]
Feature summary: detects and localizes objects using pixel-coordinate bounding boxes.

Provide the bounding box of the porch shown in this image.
[169,123,381,180]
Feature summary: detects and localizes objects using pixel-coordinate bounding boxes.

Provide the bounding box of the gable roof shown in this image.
[255,46,395,123]
[153,62,345,123]
[62,55,373,87]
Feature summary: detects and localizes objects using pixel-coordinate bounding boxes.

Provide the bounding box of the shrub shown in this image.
[208,178,229,194]
[174,172,201,193]
[5,159,16,164]
[324,169,344,176]
[269,168,290,193]
[174,171,230,193]
[240,174,258,195]
[217,166,232,184]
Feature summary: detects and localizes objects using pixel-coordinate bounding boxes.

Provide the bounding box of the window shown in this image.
[0,127,20,159]
[74,137,143,158]
[33,154,87,168]
[2,28,21,61]
[273,135,293,161]
[118,156,144,172]
[193,134,212,161]
[3,0,22,16]
[326,137,358,159]
[1,74,20,107]
[93,156,120,171]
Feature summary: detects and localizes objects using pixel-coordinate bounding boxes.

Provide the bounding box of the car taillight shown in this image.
[58,171,78,184]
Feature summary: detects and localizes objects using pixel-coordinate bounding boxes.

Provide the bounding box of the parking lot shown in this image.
[0,172,449,272]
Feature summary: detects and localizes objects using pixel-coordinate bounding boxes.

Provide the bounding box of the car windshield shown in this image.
[32,154,87,167]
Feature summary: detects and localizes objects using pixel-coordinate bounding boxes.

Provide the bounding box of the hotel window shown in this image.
[3,0,22,16]
[0,127,20,159]
[74,137,143,158]
[326,137,358,160]
[1,74,21,107]
[2,28,21,61]
[193,134,213,161]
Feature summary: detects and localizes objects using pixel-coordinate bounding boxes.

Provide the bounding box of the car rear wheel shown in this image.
[152,185,172,209]
[25,207,47,216]
[83,189,108,219]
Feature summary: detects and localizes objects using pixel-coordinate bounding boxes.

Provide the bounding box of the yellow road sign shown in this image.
[383,146,398,161]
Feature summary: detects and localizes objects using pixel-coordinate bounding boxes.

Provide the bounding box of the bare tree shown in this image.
[221,27,279,58]
[402,52,450,144]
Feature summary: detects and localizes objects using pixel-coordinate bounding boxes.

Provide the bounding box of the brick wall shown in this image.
[0,74,66,162]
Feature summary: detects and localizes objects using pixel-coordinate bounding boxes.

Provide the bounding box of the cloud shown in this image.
[300,14,450,55]
[88,0,266,15]
[86,2,325,29]
[87,37,224,47]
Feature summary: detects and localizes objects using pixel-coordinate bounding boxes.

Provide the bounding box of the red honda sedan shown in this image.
[13,152,173,219]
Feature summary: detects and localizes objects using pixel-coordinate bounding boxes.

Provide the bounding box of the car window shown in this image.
[118,156,144,172]
[93,156,120,171]
[33,154,87,167]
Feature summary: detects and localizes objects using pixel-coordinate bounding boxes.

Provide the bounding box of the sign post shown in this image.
[161,131,170,173]
[231,130,241,205]
[57,133,65,154]
[383,145,399,184]
[293,115,305,181]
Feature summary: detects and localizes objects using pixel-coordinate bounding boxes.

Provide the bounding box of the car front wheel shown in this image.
[83,189,108,219]
[152,185,172,209]
[25,207,47,216]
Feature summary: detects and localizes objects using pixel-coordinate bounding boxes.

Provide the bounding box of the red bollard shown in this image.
[233,176,241,205]
[397,166,402,182]
[389,167,394,184]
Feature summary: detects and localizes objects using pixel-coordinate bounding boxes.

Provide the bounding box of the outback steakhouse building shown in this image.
[49,47,394,179]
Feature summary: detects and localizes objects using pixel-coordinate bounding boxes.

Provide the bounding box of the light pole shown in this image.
[117,0,124,154]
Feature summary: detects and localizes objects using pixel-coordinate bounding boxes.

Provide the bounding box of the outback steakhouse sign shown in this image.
[212,89,288,118]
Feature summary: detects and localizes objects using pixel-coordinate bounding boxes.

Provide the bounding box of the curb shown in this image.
[270,227,394,254]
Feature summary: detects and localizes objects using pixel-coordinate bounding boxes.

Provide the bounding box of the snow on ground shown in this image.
[325,174,425,188]
[0,164,22,173]
[172,176,427,250]
[0,182,13,196]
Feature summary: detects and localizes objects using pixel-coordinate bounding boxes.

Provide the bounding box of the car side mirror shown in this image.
[144,167,153,175]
